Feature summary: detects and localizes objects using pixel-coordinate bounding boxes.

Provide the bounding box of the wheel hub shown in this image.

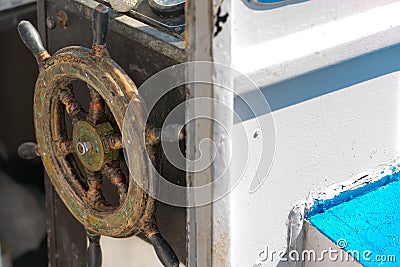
[72,120,118,172]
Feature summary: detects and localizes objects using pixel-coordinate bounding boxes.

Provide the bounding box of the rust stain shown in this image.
[57,11,69,28]
[214,232,229,266]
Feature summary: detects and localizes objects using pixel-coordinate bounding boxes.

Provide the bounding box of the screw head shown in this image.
[46,17,56,29]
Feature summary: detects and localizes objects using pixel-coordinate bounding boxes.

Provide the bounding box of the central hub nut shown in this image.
[76,141,92,155]
[72,121,118,172]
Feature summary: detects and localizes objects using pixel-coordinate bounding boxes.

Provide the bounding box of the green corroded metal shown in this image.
[73,121,118,172]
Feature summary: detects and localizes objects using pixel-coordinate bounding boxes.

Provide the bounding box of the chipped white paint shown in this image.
[288,158,400,263]
[212,0,234,266]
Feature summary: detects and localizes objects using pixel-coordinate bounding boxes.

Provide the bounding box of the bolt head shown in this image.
[76,141,92,155]
[46,17,56,29]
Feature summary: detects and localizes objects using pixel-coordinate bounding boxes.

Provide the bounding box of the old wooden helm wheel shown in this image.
[17,4,179,267]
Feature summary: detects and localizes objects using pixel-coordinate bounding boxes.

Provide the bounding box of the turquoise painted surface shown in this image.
[307,172,399,218]
[309,178,400,266]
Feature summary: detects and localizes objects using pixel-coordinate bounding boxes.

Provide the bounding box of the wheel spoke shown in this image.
[145,126,159,146]
[105,134,123,150]
[86,170,109,210]
[59,85,86,123]
[54,139,74,157]
[102,161,127,203]
[87,85,107,125]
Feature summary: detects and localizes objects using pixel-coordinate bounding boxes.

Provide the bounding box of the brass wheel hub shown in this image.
[72,121,118,172]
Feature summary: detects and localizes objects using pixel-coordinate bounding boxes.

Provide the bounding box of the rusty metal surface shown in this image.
[57,11,69,28]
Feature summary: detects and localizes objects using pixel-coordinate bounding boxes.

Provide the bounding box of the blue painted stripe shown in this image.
[309,174,400,266]
[307,170,400,218]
